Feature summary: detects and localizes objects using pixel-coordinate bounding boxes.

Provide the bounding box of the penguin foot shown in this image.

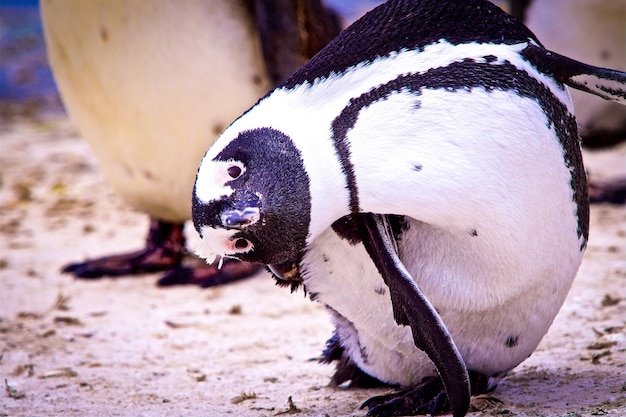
[361,372,492,417]
[361,376,449,417]
[63,218,262,287]
[62,218,185,278]
[588,176,626,204]
[157,260,262,288]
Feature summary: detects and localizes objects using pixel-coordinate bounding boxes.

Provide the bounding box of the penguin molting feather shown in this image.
[191,0,626,416]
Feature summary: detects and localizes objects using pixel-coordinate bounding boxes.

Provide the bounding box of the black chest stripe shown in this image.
[331,56,588,246]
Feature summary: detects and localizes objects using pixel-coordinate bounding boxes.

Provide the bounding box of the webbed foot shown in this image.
[361,376,449,417]
[588,176,626,204]
[157,259,262,288]
[63,217,261,287]
[361,371,492,417]
[62,218,184,278]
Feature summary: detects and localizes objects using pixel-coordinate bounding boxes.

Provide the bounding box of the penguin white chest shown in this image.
[300,87,585,385]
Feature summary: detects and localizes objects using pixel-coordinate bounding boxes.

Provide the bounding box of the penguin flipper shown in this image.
[523,45,626,104]
[360,213,470,417]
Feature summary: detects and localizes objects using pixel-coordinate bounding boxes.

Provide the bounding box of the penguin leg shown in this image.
[361,371,493,417]
[62,218,261,286]
[588,176,626,204]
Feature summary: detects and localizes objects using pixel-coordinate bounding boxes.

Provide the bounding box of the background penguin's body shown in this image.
[41,0,339,285]
[521,0,625,144]
[514,0,626,203]
[191,0,626,415]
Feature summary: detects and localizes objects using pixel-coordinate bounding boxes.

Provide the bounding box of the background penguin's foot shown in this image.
[157,260,262,288]
[361,372,492,417]
[588,177,626,204]
[62,218,185,278]
[62,217,262,287]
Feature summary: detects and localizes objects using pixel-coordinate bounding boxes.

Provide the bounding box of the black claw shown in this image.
[61,216,261,287]
[61,262,81,274]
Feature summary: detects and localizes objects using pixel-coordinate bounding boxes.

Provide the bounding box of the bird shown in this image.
[190,0,626,416]
[512,0,626,203]
[40,0,340,287]
[515,0,625,146]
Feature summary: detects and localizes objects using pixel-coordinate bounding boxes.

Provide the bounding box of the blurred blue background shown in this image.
[0,0,61,115]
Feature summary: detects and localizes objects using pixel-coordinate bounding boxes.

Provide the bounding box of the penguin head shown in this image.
[192,126,311,266]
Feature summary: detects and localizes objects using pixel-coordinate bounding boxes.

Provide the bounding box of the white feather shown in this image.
[194,226,240,264]
[195,159,244,204]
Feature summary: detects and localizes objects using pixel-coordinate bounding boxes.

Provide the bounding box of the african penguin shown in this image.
[41,0,339,285]
[523,0,626,144]
[520,0,626,203]
[191,0,626,416]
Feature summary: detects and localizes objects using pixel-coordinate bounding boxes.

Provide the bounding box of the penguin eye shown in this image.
[234,238,251,251]
[227,165,242,179]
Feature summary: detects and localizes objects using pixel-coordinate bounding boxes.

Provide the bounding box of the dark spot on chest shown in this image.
[252,74,264,86]
[142,169,155,181]
[505,335,519,348]
[212,123,225,136]
[100,26,109,42]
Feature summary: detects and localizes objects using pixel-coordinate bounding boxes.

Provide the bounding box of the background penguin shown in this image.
[190,0,626,415]
[41,0,340,286]
[524,0,626,144]
[509,0,626,203]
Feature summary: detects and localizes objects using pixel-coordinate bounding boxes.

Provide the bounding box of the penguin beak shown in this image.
[220,207,260,229]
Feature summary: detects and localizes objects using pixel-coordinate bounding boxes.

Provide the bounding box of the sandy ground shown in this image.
[0,112,625,417]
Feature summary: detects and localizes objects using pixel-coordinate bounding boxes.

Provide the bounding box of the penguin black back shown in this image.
[282,0,538,89]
